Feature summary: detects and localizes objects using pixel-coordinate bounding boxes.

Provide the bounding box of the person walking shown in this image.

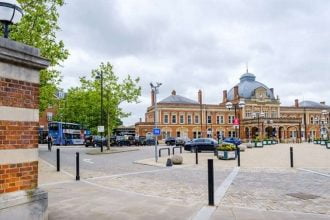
[47,135,53,151]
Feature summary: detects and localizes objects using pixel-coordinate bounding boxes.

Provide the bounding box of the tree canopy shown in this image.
[10,0,69,113]
[55,62,141,135]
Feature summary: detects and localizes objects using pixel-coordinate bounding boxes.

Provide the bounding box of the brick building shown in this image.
[135,72,330,142]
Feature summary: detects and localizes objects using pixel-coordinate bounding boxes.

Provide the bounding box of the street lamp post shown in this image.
[321,110,329,140]
[150,82,162,162]
[252,112,265,139]
[225,100,245,139]
[0,1,23,38]
[96,71,104,152]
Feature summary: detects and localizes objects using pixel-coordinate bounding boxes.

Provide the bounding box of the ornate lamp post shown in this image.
[0,1,23,38]
[321,110,329,140]
[252,112,265,139]
[226,100,245,138]
[150,82,162,162]
[96,71,104,152]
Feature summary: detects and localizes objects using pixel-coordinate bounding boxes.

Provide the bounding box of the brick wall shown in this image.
[0,121,38,149]
[0,77,39,109]
[0,161,38,193]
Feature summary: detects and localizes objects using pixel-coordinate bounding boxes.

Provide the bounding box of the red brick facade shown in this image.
[0,121,39,149]
[0,77,39,109]
[0,161,38,193]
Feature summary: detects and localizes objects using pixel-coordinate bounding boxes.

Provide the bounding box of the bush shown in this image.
[217,143,236,151]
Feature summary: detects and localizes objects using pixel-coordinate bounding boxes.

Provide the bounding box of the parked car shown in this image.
[116,136,132,146]
[184,138,219,152]
[165,137,176,146]
[85,135,107,147]
[135,136,146,146]
[175,137,190,146]
[223,137,242,146]
[145,138,156,145]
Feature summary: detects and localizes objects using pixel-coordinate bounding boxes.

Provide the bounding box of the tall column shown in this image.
[0,38,50,219]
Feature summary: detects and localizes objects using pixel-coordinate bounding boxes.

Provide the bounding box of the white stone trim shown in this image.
[0,63,39,84]
[0,148,38,165]
[0,106,39,122]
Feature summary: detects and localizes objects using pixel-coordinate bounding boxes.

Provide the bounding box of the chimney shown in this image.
[320,101,326,105]
[171,90,176,96]
[198,90,202,104]
[151,90,155,106]
[295,99,299,108]
[234,86,239,99]
[270,88,274,95]
[223,90,227,103]
[139,117,142,123]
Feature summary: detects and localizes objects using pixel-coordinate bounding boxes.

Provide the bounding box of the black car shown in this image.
[135,136,146,146]
[165,137,176,146]
[184,138,219,152]
[85,135,107,147]
[175,137,190,146]
[145,138,156,145]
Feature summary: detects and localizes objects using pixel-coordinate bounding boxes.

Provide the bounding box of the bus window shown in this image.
[49,123,59,131]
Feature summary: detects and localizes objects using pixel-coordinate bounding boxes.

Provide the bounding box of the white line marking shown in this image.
[298,168,330,177]
[83,158,94,164]
[39,180,74,187]
[39,158,74,177]
[85,168,169,180]
[192,167,240,220]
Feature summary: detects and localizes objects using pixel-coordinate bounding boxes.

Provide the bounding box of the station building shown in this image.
[135,72,330,142]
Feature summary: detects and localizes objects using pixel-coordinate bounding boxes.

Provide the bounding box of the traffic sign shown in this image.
[97,126,104,133]
[153,128,161,136]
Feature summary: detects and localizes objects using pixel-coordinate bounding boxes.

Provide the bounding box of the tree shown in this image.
[55,62,141,148]
[10,0,69,113]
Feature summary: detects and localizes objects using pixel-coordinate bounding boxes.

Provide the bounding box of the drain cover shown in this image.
[287,192,320,200]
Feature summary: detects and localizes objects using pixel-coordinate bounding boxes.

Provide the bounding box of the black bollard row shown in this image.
[290,147,294,168]
[208,159,214,206]
[237,146,240,167]
[195,147,198,164]
[76,152,80,181]
[56,148,60,172]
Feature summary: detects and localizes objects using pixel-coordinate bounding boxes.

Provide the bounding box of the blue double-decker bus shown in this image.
[48,122,85,145]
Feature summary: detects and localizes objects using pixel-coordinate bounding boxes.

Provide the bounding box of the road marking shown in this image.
[39,158,74,177]
[83,158,94,164]
[192,167,240,220]
[39,180,74,187]
[298,168,330,178]
[85,168,169,180]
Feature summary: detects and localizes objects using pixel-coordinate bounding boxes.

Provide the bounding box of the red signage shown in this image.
[233,118,240,125]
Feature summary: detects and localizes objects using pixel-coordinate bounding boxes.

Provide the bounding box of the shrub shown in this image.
[217,143,236,151]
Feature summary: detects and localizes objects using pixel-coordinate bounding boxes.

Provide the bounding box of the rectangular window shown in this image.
[172,115,177,124]
[265,112,269,118]
[207,115,212,124]
[179,115,184,124]
[177,131,180,137]
[245,112,251,118]
[228,115,234,124]
[271,111,277,118]
[194,115,199,124]
[187,115,192,124]
[216,116,220,124]
[220,115,224,124]
[46,112,53,121]
[193,132,197,139]
[164,115,169,124]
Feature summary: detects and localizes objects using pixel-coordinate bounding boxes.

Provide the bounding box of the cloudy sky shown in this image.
[56,0,330,125]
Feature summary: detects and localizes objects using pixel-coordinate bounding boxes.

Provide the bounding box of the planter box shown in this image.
[316,140,321,144]
[320,140,326,145]
[313,140,317,144]
[326,142,330,149]
[262,140,269,145]
[267,140,272,145]
[254,142,263,147]
[218,150,236,160]
[271,140,277,144]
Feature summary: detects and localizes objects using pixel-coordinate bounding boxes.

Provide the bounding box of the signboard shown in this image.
[233,118,240,125]
[97,126,105,133]
[153,128,161,136]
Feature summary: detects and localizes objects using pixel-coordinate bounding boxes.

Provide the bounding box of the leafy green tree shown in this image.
[9,0,69,113]
[56,62,141,147]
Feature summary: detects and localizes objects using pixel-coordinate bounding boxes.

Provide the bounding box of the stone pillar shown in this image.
[0,38,50,219]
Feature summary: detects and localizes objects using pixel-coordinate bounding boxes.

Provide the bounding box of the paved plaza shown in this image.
[38,143,330,219]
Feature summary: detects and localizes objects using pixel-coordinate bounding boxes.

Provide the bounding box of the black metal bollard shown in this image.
[56,148,60,172]
[76,152,80,181]
[237,147,240,167]
[290,147,293,168]
[208,159,214,206]
[101,143,103,153]
[195,147,198,164]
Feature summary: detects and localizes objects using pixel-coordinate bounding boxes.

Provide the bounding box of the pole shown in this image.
[290,147,293,168]
[237,145,240,167]
[3,23,9,38]
[56,148,60,172]
[234,106,237,138]
[100,71,104,153]
[76,152,80,180]
[154,88,158,162]
[208,159,214,206]
[195,147,198,164]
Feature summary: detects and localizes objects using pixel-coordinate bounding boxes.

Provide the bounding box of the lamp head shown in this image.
[225,102,233,109]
